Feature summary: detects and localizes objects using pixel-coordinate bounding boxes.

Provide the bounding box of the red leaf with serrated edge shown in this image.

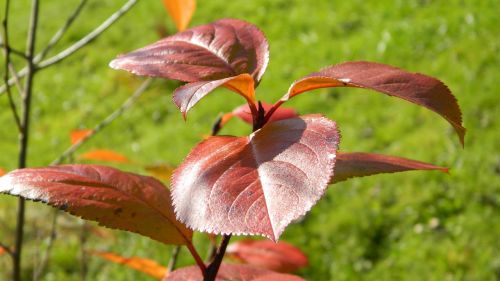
[232,102,298,125]
[110,19,269,84]
[162,0,196,32]
[226,239,308,273]
[163,264,305,281]
[331,152,448,183]
[173,73,255,118]
[70,129,93,145]
[78,149,131,164]
[92,251,167,279]
[0,165,192,245]
[172,115,339,240]
[280,61,465,145]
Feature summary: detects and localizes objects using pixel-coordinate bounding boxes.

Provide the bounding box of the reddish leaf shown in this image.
[79,149,131,164]
[0,245,7,256]
[173,73,255,118]
[163,264,305,281]
[0,165,192,245]
[144,164,176,182]
[92,251,167,279]
[331,152,448,183]
[110,19,269,83]
[232,102,298,125]
[226,239,308,273]
[280,61,465,145]
[162,0,196,32]
[172,115,339,240]
[70,129,93,145]
[0,168,5,176]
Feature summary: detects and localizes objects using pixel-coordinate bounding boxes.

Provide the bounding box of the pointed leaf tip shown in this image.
[283,61,465,145]
[172,115,339,240]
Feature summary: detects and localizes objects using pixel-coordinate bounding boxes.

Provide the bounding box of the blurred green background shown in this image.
[0,0,499,280]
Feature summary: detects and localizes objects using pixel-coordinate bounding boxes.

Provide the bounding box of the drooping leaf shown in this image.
[331,152,448,183]
[173,73,255,118]
[70,129,93,145]
[280,61,465,145]
[172,115,339,240]
[144,164,176,182]
[78,149,131,164]
[163,264,305,281]
[110,19,269,83]
[0,165,192,245]
[92,251,167,279]
[226,239,308,273]
[162,0,196,32]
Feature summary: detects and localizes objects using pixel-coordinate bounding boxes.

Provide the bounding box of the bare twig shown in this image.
[167,246,181,272]
[1,0,22,131]
[13,0,39,280]
[8,63,24,94]
[0,0,138,95]
[51,77,152,165]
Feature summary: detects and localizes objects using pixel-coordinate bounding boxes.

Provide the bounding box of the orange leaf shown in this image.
[92,251,167,279]
[144,164,176,182]
[162,0,196,31]
[0,168,6,177]
[0,246,7,256]
[70,129,93,145]
[79,149,131,164]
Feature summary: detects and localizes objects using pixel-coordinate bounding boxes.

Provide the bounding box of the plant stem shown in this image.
[167,246,181,272]
[13,1,39,280]
[0,0,138,95]
[186,242,207,273]
[203,234,231,281]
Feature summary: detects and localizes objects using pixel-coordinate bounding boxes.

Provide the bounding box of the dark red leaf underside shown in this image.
[172,115,339,240]
[226,239,308,273]
[0,165,192,245]
[163,264,305,281]
[110,18,269,83]
[331,152,448,183]
[282,61,465,145]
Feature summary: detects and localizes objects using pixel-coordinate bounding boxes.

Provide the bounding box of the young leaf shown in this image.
[78,149,131,164]
[280,61,465,145]
[331,152,448,183]
[92,251,167,279]
[70,129,93,145]
[163,264,305,281]
[172,115,339,241]
[110,19,269,84]
[232,102,298,125]
[226,239,308,273]
[0,165,192,245]
[162,0,196,32]
[173,73,255,118]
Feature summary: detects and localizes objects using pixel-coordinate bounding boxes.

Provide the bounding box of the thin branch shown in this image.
[50,77,152,165]
[0,0,138,95]
[35,0,88,62]
[167,246,181,272]
[8,63,24,94]
[14,0,39,280]
[1,0,22,131]
[204,235,231,281]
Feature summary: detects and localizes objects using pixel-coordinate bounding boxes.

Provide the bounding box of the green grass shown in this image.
[1,0,499,280]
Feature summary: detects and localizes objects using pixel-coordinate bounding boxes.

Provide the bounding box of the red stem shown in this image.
[186,242,207,274]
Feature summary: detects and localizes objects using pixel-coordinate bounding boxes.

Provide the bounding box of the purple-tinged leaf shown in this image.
[331,152,448,183]
[110,19,269,83]
[172,115,339,240]
[280,61,465,145]
[0,165,192,245]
